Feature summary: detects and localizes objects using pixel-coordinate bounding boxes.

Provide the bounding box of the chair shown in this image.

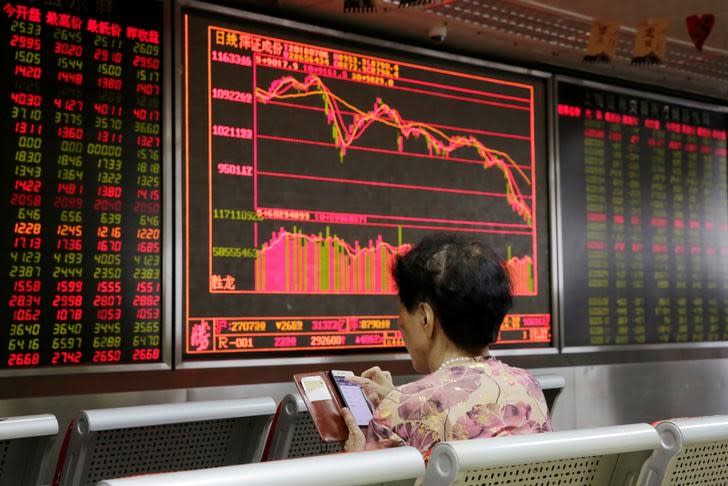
[96,446,425,486]
[0,414,58,486]
[423,423,660,486]
[638,415,728,486]
[55,398,276,486]
[263,394,342,460]
[532,373,567,411]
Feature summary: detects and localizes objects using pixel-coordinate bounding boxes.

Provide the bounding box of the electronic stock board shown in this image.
[181,10,553,361]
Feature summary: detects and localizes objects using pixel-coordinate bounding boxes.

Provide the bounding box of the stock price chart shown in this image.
[182,13,551,359]
[0,1,163,370]
[558,81,728,346]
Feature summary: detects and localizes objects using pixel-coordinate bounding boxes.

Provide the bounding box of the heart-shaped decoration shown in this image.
[686,14,715,51]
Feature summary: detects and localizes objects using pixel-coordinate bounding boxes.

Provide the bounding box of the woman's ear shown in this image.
[419,302,435,338]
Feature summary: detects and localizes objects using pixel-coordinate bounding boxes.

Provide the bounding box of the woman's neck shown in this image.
[428,341,481,373]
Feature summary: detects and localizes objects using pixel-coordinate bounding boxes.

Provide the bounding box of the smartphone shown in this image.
[330,370,373,427]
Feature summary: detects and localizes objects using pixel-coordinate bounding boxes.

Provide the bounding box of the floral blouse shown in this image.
[364,356,552,454]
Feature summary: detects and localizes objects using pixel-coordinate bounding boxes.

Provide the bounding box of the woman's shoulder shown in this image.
[390,357,543,404]
[480,357,546,402]
[481,356,538,379]
[398,360,483,393]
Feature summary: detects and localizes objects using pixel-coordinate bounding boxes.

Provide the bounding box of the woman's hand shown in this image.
[347,366,395,408]
[342,408,365,452]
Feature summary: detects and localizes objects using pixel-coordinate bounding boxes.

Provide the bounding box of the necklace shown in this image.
[437,356,475,371]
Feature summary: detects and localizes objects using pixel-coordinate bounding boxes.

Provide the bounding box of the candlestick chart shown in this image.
[182,15,552,358]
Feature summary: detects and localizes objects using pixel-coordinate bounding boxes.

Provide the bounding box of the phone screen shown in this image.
[331,370,373,427]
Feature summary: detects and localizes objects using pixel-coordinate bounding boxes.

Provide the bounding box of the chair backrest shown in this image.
[638,415,728,486]
[263,394,342,461]
[55,398,276,486]
[532,373,567,412]
[423,423,660,486]
[532,373,566,392]
[97,446,425,486]
[0,414,58,486]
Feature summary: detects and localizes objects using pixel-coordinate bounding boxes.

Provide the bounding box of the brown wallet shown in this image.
[293,371,348,443]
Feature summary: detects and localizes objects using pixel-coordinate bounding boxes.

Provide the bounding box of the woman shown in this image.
[342,234,551,454]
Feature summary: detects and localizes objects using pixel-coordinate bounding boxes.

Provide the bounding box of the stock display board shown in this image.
[181,11,552,361]
[0,0,164,370]
[557,80,728,347]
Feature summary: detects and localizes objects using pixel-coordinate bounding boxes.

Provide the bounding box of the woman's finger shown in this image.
[348,375,392,401]
[361,366,394,388]
[342,408,365,452]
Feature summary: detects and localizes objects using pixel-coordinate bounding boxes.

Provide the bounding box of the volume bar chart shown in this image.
[255,227,409,294]
[182,14,552,359]
[506,250,534,296]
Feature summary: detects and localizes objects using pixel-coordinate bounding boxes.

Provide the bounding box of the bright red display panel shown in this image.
[182,13,552,359]
[0,1,163,370]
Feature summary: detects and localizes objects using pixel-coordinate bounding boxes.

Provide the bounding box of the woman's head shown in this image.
[392,234,512,367]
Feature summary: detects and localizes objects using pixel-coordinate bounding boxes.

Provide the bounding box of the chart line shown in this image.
[257,134,532,170]
[256,74,533,223]
[257,170,532,200]
[263,99,532,142]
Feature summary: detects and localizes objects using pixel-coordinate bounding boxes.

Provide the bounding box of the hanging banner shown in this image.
[583,19,621,62]
[631,18,669,64]
[686,14,715,51]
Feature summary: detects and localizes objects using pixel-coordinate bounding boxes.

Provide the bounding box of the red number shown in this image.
[96,280,121,293]
[56,280,83,293]
[92,350,122,363]
[135,308,159,320]
[8,353,40,366]
[132,348,160,361]
[132,295,159,307]
[96,308,122,320]
[14,279,41,292]
[98,77,122,90]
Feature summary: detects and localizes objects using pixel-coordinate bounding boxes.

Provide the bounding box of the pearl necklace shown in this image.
[437,356,475,371]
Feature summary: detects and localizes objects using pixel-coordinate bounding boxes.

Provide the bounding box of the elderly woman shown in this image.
[343,234,551,454]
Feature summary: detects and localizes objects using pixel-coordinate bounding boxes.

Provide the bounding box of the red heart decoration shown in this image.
[686,14,715,51]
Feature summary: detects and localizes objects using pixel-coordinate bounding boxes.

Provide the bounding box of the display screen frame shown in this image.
[174,0,559,370]
[554,75,728,354]
[0,0,174,377]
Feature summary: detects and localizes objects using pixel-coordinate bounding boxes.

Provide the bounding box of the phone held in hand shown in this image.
[330,370,373,427]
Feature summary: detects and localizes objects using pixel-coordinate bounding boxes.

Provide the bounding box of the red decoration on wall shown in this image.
[686,14,715,51]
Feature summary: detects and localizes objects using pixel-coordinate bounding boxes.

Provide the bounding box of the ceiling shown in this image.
[233,0,728,100]
[533,0,728,51]
[539,0,727,49]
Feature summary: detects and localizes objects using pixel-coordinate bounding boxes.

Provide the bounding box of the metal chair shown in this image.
[263,394,342,460]
[638,415,728,486]
[54,398,276,486]
[97,446,425,486]
[532,373,566,412]
[0,414,58,486]
[423,423,660,486]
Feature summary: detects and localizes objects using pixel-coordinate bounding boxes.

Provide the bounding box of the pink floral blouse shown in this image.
[365,356,552,454]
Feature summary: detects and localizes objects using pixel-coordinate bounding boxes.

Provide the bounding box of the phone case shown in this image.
[293,371,348,443]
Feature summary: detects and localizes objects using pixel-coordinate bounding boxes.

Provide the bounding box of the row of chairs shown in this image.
[96,416,728,486]
[7,375,566,485]
[0,375,724,485]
